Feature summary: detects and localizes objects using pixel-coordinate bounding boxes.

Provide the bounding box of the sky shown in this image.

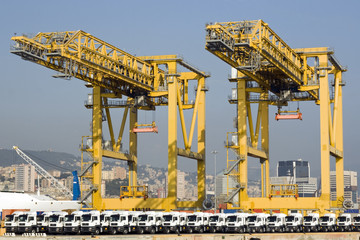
[0,0,359,179]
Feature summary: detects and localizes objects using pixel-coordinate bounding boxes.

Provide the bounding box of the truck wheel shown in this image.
[123,228,129,234]
[164,228,170,234]
[199,227,204,233]
[188,228,193,233]
[150,227,156,234]
[111,228,117,235]
[138,228,144,234]
[31,228,36,234]
[95,228,100,235]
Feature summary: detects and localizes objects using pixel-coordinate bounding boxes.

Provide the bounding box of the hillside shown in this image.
[0,148,81,172]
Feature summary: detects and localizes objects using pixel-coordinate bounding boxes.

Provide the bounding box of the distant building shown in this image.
[216,174,238,202]
[15,164,36,192]
[330,171,358,206]
[113,166,127,180]
[177,170,185,200]
[48,170,61,178]
[277,160,310,180]
[102,170,114,180]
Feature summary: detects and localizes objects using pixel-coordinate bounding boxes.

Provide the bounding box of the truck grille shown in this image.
[139,223,145,226]
[65,223,71,226]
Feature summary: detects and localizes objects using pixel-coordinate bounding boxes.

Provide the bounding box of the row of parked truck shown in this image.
[4,210,360,235]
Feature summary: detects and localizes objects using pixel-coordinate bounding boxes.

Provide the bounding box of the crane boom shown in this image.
[205,20,321,100]
[10,30,154,97]
[13,146,73,199]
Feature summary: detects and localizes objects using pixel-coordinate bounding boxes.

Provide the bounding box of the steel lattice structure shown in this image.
[205,19,346,214]
[11,31,209,211]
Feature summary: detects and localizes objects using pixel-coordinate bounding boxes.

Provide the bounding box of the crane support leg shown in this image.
[261,92,270,197]
[318,55,331,213]
[129,106,138,187]
[197,77,206,207]
[166,63,178,211]
[237,76,249,207]
[334,70,344,205]
[92,86,103,209]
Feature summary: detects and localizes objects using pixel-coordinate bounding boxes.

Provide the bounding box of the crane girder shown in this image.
[205,20,318,100]
[11,30,155,97]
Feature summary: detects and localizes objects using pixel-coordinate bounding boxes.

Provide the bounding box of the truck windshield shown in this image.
[65,215,74,222]
[285,216,294,222]
[337,217,346,222]
[247,216,257,223]
[187,215,196,222]
[226,216,237,222]
[320,217,329,222]
[49,215,59,222]
[18,215,27,222]
[354,217,360,222]
[163,215,172,221]
[110,215,120,221]
[82,214,91,221]
[209,216,219,222]
[139,215,148,221]
[36,215,44,222]
[5,215,14,221]
[268,216,277,223]
[303,216,313,222]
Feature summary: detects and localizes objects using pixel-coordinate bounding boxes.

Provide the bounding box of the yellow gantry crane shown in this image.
[205,20,346,214]
[11,30,209,211]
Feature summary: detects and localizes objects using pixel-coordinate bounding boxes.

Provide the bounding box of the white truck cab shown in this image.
[137,211,164,234]
[319,213,336,232]
[186,212,210,233]
[36,211,52,233]
[48,211,67,234]
[100,210,118,234]
[225,213,248,233]
[162,212,187,234]
[336,213,352,232]
[63,211,84,234]
[303,213,319,232]
[81,210,101,235]
[285,213,303,232]
[208,213,227,233]
[352,214,360,231]
[127,211,142,233]
[247,213,269,233]
[17,211,38,234]
[108,211,134,235]
[4,211,24,233]
[266,213,286,233]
